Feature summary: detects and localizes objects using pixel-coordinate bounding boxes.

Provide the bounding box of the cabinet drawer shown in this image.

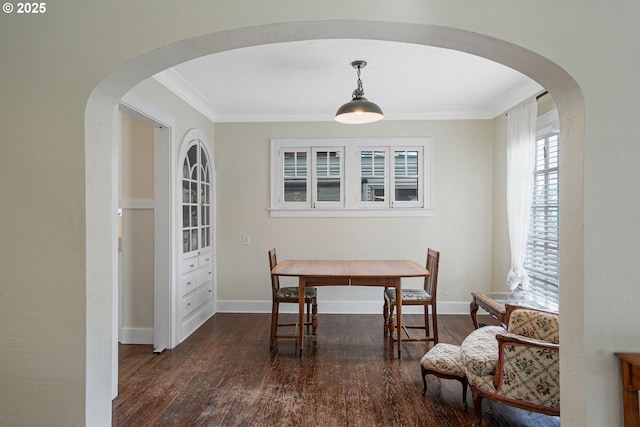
[183,282,213,318]
[181,272,197,296]
[197,265,213,285]
[198,252,212,266]
[181,258,198,274]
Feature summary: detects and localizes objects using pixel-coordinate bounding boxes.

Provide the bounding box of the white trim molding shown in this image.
[120,327,154,345]
[153,69,219,123]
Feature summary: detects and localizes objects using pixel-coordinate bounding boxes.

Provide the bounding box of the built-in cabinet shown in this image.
[179,132,215,341]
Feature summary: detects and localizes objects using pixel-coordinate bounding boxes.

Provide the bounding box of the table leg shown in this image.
[299,277,305,357]
[470,299,479,329]
[396,278,402,359]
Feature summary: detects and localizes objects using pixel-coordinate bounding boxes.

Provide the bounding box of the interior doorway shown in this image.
[118,111,159,349]
[114,94,177,397]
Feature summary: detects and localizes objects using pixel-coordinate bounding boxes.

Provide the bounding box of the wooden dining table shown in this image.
[271,259,430,358]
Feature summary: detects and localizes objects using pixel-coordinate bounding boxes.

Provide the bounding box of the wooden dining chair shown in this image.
[383,248,440,344]
[268,248,318,349]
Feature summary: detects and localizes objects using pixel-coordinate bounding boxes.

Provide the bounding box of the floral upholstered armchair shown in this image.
[460,304,560,426]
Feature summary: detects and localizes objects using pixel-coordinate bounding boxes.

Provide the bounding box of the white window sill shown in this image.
[268,208,434,218]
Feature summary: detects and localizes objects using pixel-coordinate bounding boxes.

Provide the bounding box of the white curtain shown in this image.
[506,98,537,291]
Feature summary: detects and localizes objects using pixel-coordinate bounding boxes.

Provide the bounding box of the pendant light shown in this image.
[335,60,384,124]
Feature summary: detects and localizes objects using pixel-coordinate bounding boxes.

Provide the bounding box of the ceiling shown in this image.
[153,39,544,123]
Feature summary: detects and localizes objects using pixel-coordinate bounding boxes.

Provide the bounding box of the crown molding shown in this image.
[152,69,219,123]
[209,108,496,123]
[489,79,545,117]
[154,68,544,123]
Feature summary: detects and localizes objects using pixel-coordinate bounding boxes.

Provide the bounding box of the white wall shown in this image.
[215,120,493,312]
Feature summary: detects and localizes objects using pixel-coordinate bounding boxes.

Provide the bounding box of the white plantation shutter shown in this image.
[524,131,559,306]
[270,138,432,217]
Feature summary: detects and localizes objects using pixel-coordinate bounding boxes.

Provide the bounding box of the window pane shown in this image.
[284,179,306,202]
[182,206,189,228]
[395,151,419,201]
[182,158,189,179]
[316,151,328,176]
[190,206,198,227]
[316,151,341,202]
[183,230,190,253]
[283,151,307,202]
[190,183,197,203]
[284,151,307,177]
[361,150,385,202]
[395,177,418,201]
[200,146,208,180]
[188,146,198,180]
[182,180,190,203]
[191,229,198,251]
[317,178,340,202]
[201,183,209,205]
[361,177,385,202]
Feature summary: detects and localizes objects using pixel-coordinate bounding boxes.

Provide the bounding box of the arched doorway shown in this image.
[86,21,584,424]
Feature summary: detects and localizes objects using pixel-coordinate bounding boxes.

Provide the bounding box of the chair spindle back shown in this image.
[424,248,440,300]
[268,248,280,295]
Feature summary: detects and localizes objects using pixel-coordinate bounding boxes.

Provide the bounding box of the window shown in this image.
[524,110,559,307]
[270,138,431,217]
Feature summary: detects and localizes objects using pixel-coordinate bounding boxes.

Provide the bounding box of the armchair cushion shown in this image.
[460,325,505,379]
[420,343,466,377]
[507,307,559,344]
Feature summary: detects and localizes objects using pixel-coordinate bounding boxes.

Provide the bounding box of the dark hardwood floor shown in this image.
[113,313,560,427]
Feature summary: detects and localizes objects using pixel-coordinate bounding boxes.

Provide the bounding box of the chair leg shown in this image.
[306,301,311,333]
[421,366,428,397]
[432,304,439,344]
[383,297,389,337]
[311,300,318,335]
[424,305,430,339]
[461,377,468,410]
[270,301,278,349]
[472,390,484,426]
[388,301,396,336]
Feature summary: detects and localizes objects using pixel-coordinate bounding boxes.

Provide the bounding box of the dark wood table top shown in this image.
[272,259,429,279]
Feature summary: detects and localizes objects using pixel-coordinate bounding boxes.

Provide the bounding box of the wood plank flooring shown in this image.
[113,313,560,427]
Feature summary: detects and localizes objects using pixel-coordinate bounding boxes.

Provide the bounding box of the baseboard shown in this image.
[216,300,477,315]
[120,327,154,345]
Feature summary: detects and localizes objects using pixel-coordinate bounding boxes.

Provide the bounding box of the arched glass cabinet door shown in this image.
[181,141,212,256]
[179,130,215,341]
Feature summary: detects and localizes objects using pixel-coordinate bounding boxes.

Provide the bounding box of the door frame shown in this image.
[116,93,178,396]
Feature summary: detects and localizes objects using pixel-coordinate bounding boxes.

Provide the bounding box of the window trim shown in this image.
[270,138,432,218]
